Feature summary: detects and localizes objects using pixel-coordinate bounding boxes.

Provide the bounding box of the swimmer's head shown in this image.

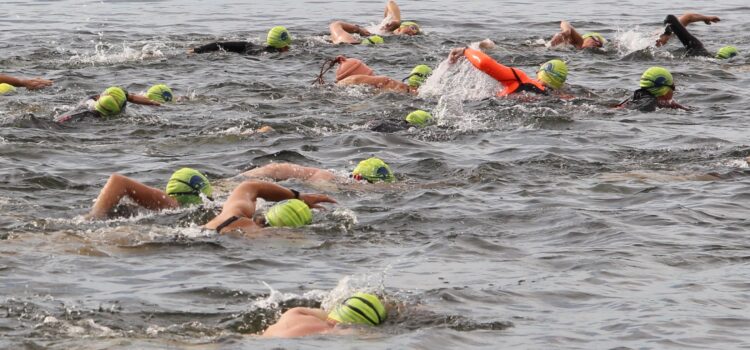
[405,109,433,127]
[0,83,17,95]
[716,46,738,60]
[397,21,421,35]
[361,35,385,45]
[165,168,213,205]
[94,86,127,117]
[264,199,313,228]
[351,157,395,183]
[146,84,173,103]
[404,64,432,88]
[327,292,387,326]
[581,32,606,48]
[267,26,292,49]
[536,59,568,90]
[639,66,674,98]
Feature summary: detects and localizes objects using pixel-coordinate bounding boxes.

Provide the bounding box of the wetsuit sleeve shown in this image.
[627,89,658,112]
[663,15,711,57]
[368,119,411,133]
[193,41,256,54]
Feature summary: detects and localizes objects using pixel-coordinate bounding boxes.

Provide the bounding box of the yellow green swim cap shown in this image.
[103,86,127,107]
[537,59,568,90]
[399,21,421,34]
[328,292,386,326]
[716,46,738,59]
[581,32,606,45]
[405,109,433,127]
[361,35,384,45]
[639,66,674,97]
[352,157,395,183]
[165,168,213,206]
[0,83,17,95]
[267,26,292,49]
[94,95,122,117]
[405,64,432,88]
[265,199,312,228]
[146,84,173,103]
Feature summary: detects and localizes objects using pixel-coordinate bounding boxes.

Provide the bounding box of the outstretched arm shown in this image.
[659,99,690,111]
[329,21,370,44]
[0,74,53,90]
[127,93,161,106]
[242,163,337,183]
[87,174,179,219]
[382,0,402,31]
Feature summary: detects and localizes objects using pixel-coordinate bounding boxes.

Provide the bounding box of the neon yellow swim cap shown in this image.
[94,95,122,117]
[581,32,606,46]
[328,293,387,326]
[267,26,292,49]
[361,35,384,45]
[639,66,674,97]
[399,21,421,34]
[103,86,127,107]
[406,64,432,88]
[146,84,173,103]
[405,109,433,127]
[716,46,738,59]
[352,157,395,183]
[265,199,313,228]
[0,83,17,95]
[537,59,568,90]
[165,168,213,206]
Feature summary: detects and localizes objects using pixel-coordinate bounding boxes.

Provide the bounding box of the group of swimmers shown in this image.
[1,0,742,338]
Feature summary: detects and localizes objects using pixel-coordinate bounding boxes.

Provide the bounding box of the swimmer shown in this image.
[0,74,53,92]
[263,292,386,338]
[337,64,432,94]
[381,0,421,35]
[242,157,396,184]
[657,13,738,59]
[616,66,688,112]
[329,21,384,45]
[86,168,213,220]
[55,86,160,123]
[549,20,606,49]
[448,44,569,97]
[189,26,292,55]
[368,109,434,132]
[203,180,335,234]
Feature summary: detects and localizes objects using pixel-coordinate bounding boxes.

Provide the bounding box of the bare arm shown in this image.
[337,75,412,94]
[658,99,690,111]
[0,74,53,90]
[552,20,584,48]
[87,174,179,219]
[382,0,402,31]
[127,94,161,106]
[242,163,336,183]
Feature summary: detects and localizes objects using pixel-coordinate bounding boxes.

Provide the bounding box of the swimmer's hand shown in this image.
[357,26,371,37]
[703,16,720,25]
[22,78,53,90]
[448,47,467,64]
[298,193,337,209]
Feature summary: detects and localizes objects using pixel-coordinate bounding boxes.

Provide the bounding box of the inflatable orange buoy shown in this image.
[336,57,374,82]
[463,48,545,97]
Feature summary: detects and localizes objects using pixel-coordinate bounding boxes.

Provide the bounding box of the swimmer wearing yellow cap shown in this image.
[55,86,160,123]
[189,26,292,55]
[242,157,397,185]
[549,21,606,49]
[204,181,335,234]
[657,13,738,60]
[381,0,421,35]
[262,292,387,338]
[616,66,689,112]
[0,73,53,91]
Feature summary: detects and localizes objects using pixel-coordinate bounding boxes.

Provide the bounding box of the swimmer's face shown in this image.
[396,25,419,36]
[582,37,603,49]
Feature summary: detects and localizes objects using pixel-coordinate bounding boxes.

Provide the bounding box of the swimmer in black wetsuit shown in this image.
[367,109,433,132]
[617,66,688,112]
[189,26,292,55]
[657,13,738,59]
[55,86,160,123]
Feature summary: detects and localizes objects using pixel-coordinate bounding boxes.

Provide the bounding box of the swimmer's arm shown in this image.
[382,0,402,31]
[86,173,179,220]
[127,94,160,106]
[191,41,251,54]
[659,99,690,111]
[0,74,53,90]
[680,13,720,26]
[228,181,336,213]
[242,163,335,182]
[559,21,584,48]
[290,307,329,320]
[338,22,371,36]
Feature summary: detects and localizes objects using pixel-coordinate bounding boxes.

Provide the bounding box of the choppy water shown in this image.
[2,0,750,348]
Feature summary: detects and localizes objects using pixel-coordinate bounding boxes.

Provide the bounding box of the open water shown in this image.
[2,0,750,349]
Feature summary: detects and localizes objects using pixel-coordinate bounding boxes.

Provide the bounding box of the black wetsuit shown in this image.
[192,41,282,55]
[619,88,659,112]
[663,15,711,57]
[367,119,412,133]
[55,94,128,123]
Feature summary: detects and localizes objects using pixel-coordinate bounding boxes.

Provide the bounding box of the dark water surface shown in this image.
[2,0,750,349]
